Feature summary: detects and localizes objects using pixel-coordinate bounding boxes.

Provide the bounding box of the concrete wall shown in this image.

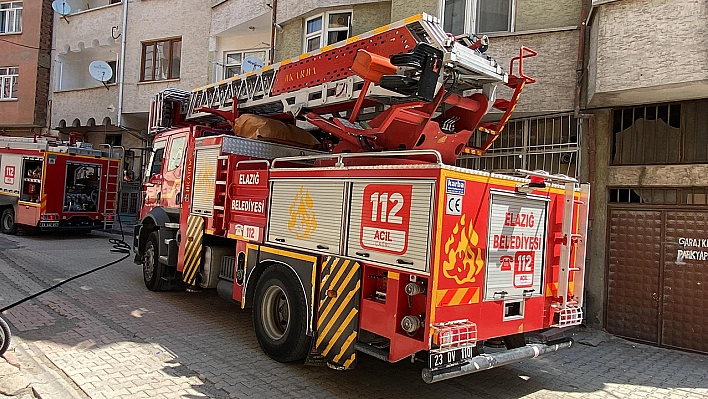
[486,28,580,116]
[274,2,392,61]
[51,2,123,129]
[587,0,708,108]
[52,86,118,128]
[121,0,211,117]
[390,0,436,22]
[276,0,390,25]
[0,0,49,128]
[515,0,580,31]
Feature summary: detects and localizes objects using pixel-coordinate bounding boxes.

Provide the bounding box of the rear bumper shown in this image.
[422,340,573,383]
[38,216,105,231]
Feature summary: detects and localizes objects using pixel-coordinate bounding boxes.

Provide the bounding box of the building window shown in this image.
[443,0,513,35]
[0,67,18,100]
[0,2,22,34]
[612,100,708,165]
[304,11,351,52]
[141,38,181,82]
[105,134,122,147]
[223,50,267,79]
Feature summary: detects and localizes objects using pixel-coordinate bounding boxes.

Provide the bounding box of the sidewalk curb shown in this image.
[3,337,89,399]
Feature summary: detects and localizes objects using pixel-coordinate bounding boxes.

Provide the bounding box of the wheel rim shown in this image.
[261,285,290,341]
[143,243,155,281]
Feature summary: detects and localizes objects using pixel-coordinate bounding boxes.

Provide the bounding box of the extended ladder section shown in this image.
[178,13,536,164]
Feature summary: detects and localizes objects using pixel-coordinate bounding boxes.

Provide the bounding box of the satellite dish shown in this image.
[241,57,265,73]
[51,0,71,15]
[89,60,113,82]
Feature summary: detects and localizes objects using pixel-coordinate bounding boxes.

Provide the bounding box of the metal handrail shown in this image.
[271,149,443,169]
[515,169,578,183]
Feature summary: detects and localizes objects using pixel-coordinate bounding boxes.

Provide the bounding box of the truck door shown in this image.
[142,139,167,212]
[160,134,187,210]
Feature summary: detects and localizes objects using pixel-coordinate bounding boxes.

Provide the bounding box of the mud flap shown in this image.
[314,256,361,370]
[182,215,204,286]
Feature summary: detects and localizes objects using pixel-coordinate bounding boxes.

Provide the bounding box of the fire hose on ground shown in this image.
[0,217,131,356]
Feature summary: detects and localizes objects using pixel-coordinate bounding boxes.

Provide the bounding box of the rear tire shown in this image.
[1,208,17,235]
[253,265,311,363]
[0,316,11,356]
[142,231,165,291]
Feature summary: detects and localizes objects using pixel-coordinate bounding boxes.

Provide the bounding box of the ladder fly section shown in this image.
[188,14,506,120]
[184,13,536,163]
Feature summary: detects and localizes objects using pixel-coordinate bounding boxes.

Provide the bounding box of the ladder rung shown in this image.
[573,200,584,205]
[569,267,581,272]
[216,181,226,185]
[213,205,224,210]
[217,155,229,160]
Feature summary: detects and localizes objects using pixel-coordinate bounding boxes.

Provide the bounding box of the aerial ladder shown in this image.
[151,14,537,165]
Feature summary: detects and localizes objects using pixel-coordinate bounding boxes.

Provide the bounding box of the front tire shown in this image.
[142,231,165,291]
[0,316,11,356]
[1,208,17,235]
[253,265,311,363]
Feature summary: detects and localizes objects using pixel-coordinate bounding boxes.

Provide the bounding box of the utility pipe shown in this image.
[117,0,128,127]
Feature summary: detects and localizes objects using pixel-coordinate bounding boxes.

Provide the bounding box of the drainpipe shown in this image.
[117,0,128,127]
[270,0,277,64]
[574,0,590,117]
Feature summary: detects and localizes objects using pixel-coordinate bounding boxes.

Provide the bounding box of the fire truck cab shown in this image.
[133,14,590,383]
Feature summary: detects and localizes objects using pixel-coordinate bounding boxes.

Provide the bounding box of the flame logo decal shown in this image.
[443,214,484,284]
[287,186,317,239]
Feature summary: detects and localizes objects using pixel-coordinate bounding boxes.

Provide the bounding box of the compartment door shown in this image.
[484,192,548,301]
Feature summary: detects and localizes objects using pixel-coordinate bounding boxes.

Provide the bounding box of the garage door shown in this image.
[607,206,708,353]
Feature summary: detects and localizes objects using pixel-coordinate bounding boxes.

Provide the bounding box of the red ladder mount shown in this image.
[464,46,537,156]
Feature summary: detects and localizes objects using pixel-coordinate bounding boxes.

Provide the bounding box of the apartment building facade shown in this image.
[0,0,53,135]
[585,0,708,354]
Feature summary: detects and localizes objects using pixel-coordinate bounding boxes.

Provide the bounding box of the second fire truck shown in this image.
[134,14,590,382]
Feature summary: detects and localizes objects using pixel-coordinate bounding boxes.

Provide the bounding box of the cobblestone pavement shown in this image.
[1,232,707,399]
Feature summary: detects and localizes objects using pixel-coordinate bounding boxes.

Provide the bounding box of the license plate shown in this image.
[41,222,59,228]
[429,345,475,370]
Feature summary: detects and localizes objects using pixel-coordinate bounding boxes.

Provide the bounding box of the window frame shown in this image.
[222,49,268,79]
[440,0,515,35]
[303,10,352,53]
[140,37,182,82]
[0,66,18,100]
[0,1,22,35]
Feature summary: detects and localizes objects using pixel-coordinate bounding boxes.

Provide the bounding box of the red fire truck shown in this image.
[134,14,590,382]
[0,135,120,234]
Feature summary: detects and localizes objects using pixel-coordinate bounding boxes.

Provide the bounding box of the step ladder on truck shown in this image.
[0,136,121,234]
[133,13,590,383]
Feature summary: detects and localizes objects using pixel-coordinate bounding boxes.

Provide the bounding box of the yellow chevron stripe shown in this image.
[343,353,356,368]
[321,307,358,356]
[317,259,350,323]
[404,14,423,24]
[321,44,334,52]
[388,271,399,280]
[448,288,468,306]
[373,25,390,34]
[333,331,357,363]
[317,280,360,347]
[346,36,360,44]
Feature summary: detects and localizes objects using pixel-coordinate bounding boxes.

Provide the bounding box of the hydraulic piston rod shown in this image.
[422,340,573,384]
